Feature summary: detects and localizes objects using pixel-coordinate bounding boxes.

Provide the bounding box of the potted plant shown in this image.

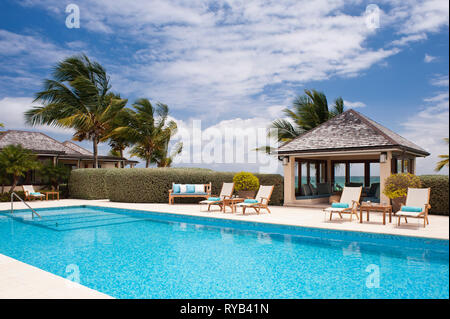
[233,172,260,198]
[383,173,421,211]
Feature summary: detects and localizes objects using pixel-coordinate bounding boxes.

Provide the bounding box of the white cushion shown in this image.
[396,211,423,217]
[323,207,348,212]
[180,185,187,193]
[195,184,205,193]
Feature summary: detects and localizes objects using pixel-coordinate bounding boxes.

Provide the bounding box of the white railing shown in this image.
[10,192,41,219]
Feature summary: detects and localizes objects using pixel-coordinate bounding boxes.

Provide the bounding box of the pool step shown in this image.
[11,212,147,231]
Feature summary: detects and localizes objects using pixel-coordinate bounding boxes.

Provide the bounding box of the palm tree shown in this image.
[153,141,183,167]
[272,89,344,142]
[112,98,179,168]
[24,54,128,168]
[257,89,345,153]
[435,138,449,171]
[104,107,133,168]
[0,145,41,192]
[40,161,71,190]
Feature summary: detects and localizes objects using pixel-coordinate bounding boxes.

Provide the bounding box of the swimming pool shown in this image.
[0,205,448,299]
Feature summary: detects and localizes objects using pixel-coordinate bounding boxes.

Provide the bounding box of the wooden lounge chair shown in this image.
[22,185,45,201]
[323,186,362,221]
[236,185,274,215]
[396,188,431,228]
[168,183,211,204]
[199,182,234,211]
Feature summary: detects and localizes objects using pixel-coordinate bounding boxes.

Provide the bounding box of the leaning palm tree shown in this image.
[24,54,128,168]
[102,98,133,168]
[112,98,178,168]
[435,138,449,171]
[273,89,344,142]
[153,140,183,167]
[257,89,345,153]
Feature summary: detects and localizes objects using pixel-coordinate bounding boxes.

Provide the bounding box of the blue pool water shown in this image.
[0,205,448,299]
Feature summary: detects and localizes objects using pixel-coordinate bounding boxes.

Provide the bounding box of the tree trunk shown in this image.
[145,158,150,168]
[93,137,99,168]
[10,176,18,193]
[120,149,124,168]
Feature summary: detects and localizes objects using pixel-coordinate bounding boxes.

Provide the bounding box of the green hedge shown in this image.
[69,169,109,199]
[69,168,284,205]
[419,175,449,215]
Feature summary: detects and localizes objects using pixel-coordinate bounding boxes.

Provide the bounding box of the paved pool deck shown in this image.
[1,199,448,299]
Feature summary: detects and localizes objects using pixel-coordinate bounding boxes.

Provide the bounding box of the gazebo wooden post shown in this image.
[345,162,350,185]
[364,162,371,187]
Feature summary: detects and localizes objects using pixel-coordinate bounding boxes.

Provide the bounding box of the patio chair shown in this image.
[323,186,362,221]
[396,188,431,228]
[22,185,45,201]
[199,182,234,211]
[236,185,274,215]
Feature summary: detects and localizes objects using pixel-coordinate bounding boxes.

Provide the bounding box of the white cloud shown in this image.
[17,0,425,120]
[400,75,449,175]
[0,29,69,67]
[424,54,437,63]
[0,96,74,136]
[344,100,366,108]
[430,74,449,87]
[397,0,449,35]
[389,33,427,46]
[170,115,281,173]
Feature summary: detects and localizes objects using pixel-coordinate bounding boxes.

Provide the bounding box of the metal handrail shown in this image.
[10,192,41,219]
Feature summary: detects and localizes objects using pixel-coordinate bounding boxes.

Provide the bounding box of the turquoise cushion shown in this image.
[186,185,195,193]
[208,197,221,201]
[331,203,349,208]
[244,199,258,204]
[401,206,423,212]
[173,184,181,193]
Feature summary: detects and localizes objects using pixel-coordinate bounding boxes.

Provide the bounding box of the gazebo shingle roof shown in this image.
[276,109,429,156]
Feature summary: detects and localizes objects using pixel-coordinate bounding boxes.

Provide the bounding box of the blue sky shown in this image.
[0,0,448,174]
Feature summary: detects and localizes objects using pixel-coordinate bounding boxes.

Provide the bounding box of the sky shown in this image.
[0,0,448,175]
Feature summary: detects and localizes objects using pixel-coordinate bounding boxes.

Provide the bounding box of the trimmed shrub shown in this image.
[233,172,259,191]
[419,175,449,215]
[68,168,284,205]
[69,169,109,199]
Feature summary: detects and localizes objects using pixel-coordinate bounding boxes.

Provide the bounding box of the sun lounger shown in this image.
[22,185,45,201]
[323,186,362,221]
[236,185,274,215]
[199,182,234,211]
[396,188,431,227]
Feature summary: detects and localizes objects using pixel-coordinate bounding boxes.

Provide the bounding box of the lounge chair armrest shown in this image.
[168,189,173,194]
[260,197,270,204]
[352,200,360,207]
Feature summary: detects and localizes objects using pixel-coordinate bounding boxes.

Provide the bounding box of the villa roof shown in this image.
[62,141,93,156]
[0,130,136,162]
[276,109,429,156]
[0,130,76,154]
